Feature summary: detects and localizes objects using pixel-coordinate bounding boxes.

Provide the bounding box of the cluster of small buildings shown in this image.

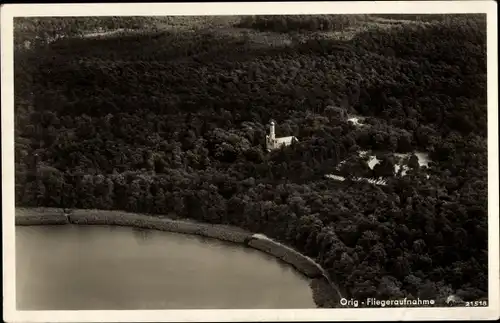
[265,106,361,152]
[264,109,429,186]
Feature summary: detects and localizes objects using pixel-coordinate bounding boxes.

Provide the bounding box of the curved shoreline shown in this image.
[15,207,343,308]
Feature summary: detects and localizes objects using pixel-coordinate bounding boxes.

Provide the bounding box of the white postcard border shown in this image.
[2,1,498,322]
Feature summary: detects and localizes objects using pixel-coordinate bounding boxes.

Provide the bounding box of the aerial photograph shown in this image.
[12,13,488,310]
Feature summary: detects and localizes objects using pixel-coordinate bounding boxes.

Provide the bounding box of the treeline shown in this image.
[370,14,486,23]
[14,15,488,303]
[14,16,166,49]
[14,16,244,50]
[237,14,370,32]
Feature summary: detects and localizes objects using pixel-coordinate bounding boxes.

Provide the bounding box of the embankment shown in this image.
[247,233,343,306]
[15,207,342,307]
[248,233,323,278]
[16,208,69,225]
[67,209,251,244]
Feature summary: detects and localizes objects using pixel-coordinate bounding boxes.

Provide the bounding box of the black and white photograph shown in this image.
[2,1,499,322]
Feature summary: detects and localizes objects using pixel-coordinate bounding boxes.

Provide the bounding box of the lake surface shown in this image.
[16,225,315,310]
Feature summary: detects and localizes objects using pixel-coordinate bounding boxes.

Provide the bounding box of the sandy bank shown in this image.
[15,207,342,307]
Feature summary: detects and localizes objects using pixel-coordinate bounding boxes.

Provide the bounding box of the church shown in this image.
[265,120,299,152]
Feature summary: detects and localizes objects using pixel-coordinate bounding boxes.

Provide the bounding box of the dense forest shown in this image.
[14,14,488,305]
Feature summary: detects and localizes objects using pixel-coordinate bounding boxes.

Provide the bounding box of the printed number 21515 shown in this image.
[465,300,488,307]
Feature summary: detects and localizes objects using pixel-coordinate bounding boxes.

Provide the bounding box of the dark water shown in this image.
[16,225,315,310]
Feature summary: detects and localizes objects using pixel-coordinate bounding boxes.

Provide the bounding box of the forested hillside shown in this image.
[14,15,488,304]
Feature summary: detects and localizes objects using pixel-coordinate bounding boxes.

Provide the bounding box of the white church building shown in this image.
[266,120,299,151]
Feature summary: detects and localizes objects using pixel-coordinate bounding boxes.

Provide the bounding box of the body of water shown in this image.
[16,225,315,310]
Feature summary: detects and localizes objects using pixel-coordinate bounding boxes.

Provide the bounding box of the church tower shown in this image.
[265,120,298,152]
[269,120,275,141]
[266,120,276,151]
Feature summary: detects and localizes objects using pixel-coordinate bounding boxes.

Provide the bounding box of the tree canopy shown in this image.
[14,14,488,305]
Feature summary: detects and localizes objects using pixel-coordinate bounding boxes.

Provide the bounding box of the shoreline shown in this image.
[15,207,343,308]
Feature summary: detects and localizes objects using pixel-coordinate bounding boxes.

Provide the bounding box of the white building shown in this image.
[347,116,365,127]
[266,120,299,152]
